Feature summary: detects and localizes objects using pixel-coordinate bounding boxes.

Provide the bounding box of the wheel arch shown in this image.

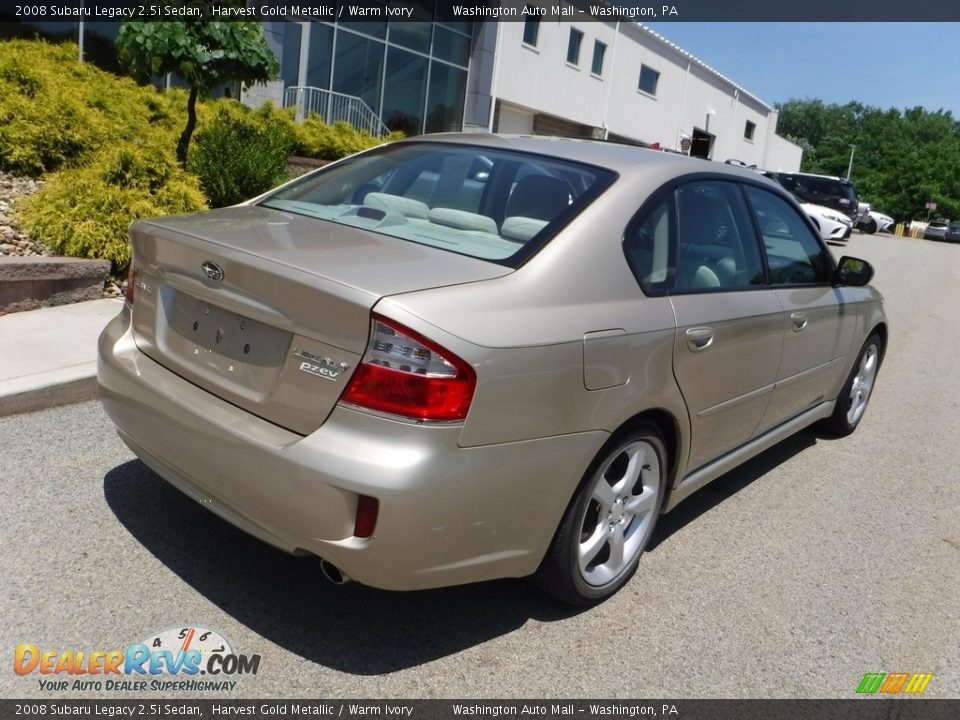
[870,321,888,362]
[531,407,682,603]
[611,407,683,510]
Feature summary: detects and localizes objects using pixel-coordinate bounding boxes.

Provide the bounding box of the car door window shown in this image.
[623,197,675,295]
[674,181,764,292]
[744,185,832,285]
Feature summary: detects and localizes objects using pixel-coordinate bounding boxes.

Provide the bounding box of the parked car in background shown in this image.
[801,201,854,242]
[924,221,949,241]
[761,173,851,242]
[861,211,894,234]
[98,136,887,605]
[766,172,860,222]
[854,201,871,228]
[945,222,960,243]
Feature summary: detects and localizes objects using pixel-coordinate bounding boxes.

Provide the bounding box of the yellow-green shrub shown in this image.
[18,142,206,272]
[294,117,404,161]
[0,40,183,176]
[4,38,406,270]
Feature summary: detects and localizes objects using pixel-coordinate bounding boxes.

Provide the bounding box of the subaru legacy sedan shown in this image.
[98,135,886,604]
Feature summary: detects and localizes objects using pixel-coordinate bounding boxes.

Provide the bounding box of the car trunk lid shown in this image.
[128,206,511,435]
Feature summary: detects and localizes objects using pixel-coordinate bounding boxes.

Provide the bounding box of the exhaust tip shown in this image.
[320,559,351,585]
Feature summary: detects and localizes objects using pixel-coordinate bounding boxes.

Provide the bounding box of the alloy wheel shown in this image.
[578,440,661,587]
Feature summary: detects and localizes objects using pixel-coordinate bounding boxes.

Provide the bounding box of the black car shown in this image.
[765,172,860,222]
[945,222,960,243]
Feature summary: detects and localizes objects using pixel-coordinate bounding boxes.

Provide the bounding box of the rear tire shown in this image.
[821,333,882,437]
[532,423,666,605]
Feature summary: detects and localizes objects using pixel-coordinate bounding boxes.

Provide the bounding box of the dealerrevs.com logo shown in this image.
[13,626,260,693]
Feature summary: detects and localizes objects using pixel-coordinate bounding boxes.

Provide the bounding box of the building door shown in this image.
[690,128,714,159]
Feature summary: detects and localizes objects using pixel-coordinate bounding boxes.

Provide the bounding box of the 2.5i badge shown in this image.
[293,348,350,382]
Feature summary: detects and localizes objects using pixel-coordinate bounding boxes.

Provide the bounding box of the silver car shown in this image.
[98,135,887,604]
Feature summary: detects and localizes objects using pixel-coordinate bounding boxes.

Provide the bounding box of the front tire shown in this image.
[862,218,877,234]
[821,333,882,436]
[533,424,666,605]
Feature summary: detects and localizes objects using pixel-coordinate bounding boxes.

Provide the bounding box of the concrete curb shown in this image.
[0,374,99,418]
[0,298,121,417]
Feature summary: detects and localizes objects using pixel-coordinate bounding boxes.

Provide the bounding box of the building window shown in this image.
[332,30,385,115]
[281,23,303,88]
[306,23,333,89]
[382,47,428,135]
[566,28,583,65]
[522,15,540,47]
[744,120,756,141]
[426,62,468,133]
[389,21,431,54]
[638,64,659,96]
[591,41,606,76]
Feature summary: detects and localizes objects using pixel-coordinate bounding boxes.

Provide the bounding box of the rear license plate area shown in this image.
[164,289,289,370]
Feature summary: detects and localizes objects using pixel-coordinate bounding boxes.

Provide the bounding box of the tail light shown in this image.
[340,315,476,422]
[124,266,136,305]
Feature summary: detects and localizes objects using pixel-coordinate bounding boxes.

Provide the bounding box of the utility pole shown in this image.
[846,144,856,180]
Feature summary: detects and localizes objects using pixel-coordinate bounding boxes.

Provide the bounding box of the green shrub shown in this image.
[190,108,295,208]
[4,38,406,270]
[0,40,182,176]
[294,117,403,161]
[18,142,206,272]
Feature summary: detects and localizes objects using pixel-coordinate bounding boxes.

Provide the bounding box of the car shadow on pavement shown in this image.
[104,427,827,673]
[103,460,582,675]
[647,428,819,551]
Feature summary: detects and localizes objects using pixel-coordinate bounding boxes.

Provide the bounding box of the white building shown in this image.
[16,9,802,171]
[245,10,803,171]
[463,18,802,170]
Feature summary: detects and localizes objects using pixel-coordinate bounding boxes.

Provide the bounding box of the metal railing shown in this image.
[283,86,390,138]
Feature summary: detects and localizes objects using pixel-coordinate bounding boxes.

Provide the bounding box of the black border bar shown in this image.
[2,700,960,720]
[5,1,960,22]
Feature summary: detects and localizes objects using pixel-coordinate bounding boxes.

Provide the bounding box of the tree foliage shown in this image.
[116,14,279,165]
[776,98,960,222]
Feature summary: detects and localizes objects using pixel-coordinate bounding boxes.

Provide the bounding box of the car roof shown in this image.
[408,133,770,185]
[775,170,852,184]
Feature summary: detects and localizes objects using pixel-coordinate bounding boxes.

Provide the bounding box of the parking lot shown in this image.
[1,231,958,699]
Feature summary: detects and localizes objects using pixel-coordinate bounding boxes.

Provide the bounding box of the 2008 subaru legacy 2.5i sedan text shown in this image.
[98,135,887,604]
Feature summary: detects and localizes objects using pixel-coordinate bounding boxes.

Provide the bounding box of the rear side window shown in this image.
[625,180,765,295]
[624,198,675,294]
[260,143,614,267]
[743,185,832,285]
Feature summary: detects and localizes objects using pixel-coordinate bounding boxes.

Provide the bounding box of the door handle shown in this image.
[685,327,714,352]
[791,312,808,331]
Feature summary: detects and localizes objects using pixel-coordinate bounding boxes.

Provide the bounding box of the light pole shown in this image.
[846,144,856,180]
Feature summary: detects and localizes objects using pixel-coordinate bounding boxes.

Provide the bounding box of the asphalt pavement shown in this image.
[1,232,958,699]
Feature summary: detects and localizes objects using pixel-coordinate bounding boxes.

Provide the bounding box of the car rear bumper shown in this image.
[98,309,605,590]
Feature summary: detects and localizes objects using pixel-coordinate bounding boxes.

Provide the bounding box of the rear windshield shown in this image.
[259,142,615,267]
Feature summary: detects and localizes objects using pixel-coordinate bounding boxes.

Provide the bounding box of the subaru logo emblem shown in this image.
[201,261,224,282]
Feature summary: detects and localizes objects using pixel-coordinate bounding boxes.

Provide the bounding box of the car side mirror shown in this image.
[834,256,874,286]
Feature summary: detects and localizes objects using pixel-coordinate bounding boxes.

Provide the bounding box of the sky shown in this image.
[642,23,960,116]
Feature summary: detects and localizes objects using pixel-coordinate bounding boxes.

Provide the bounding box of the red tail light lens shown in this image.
[124,267,136,305]
[341,315,476,422]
